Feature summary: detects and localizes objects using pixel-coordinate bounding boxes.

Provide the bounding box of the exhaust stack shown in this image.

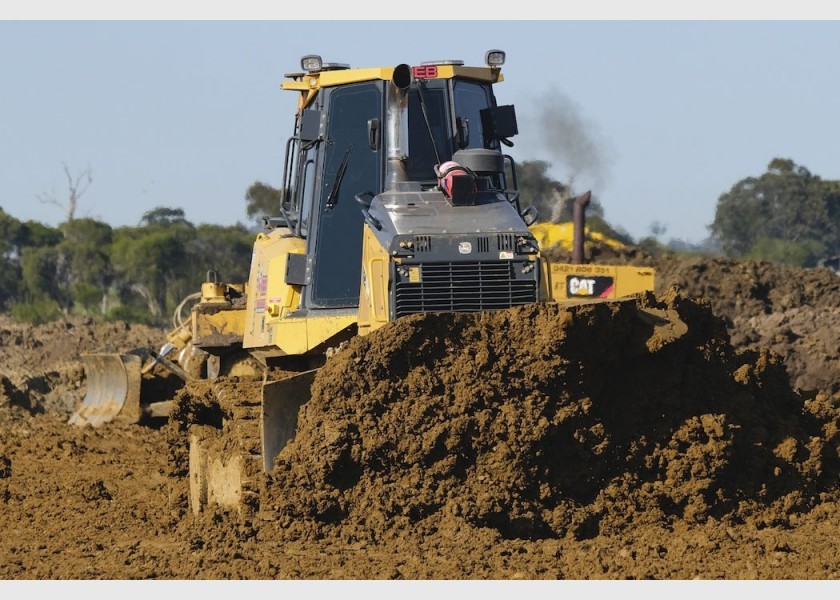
[385,64,412,191]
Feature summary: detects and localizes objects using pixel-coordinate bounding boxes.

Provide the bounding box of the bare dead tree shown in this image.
[37,162,93,222]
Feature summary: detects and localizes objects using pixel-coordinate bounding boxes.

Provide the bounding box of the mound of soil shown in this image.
[269,291,838,545]
[555,242,840,397]
[0,260,838,579]
[651,255,840,397]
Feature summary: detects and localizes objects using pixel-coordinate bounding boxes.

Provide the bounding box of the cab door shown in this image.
[308,81,384,309]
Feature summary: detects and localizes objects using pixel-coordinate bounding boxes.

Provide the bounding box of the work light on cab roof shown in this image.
[484,49,505,66]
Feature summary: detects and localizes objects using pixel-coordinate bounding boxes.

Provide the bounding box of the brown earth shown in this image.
[0,253,838,580]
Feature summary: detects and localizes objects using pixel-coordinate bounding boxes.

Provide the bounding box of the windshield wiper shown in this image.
[416,82,442,167]
[326,144,353,210]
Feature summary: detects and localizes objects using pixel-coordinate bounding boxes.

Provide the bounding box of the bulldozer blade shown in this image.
[69,353,143,427]
[261,369,318,472]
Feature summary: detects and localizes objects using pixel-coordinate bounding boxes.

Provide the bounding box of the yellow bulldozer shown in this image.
[71,50,681,515]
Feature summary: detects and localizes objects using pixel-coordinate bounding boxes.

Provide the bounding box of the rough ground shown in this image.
[0,254,838,580]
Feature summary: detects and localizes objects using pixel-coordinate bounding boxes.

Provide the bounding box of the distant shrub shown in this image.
[10,300,62,325]
[105,304,159,326]
[747,237,825,267]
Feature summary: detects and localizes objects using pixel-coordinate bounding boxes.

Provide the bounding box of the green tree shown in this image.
[747,237,826,267]
[110,208,195,320]
[14,220,63,301]
[1,203,260,324]
[19,221,63,250]
[11,217,114,317]
[0,211,65,319]
[245,181,283,225]
[0,209,24,309]
[0,208,24,248]
[187,223,254,286]
[57,218,114,314]
[19,246,66,306]
[140,206,190,227]
[710,158,840,265]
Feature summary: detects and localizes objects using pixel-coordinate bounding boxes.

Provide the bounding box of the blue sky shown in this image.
[2,11,839,243]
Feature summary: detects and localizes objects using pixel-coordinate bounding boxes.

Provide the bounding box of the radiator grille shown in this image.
[394,262,537,317]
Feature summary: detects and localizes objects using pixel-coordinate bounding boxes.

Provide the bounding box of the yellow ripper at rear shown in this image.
[69,353,142,427]
[528,221,655,303]
[529,221,627,253]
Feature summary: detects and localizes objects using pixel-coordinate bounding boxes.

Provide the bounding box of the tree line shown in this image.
[710,158,840,266]
[4,156,837,325]
[0,206,255,325]
[473,157,840,267]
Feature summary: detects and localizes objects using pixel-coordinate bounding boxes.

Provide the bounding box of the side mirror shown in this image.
[456,117,469,149]
[480,105,518,141]
[521,205,539,226]
[299,109,322,143]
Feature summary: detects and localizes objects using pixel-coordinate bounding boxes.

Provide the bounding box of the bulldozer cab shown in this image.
[276,58,520,313]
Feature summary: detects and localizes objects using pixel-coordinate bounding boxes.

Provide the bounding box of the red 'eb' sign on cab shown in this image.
[412,65,438,79]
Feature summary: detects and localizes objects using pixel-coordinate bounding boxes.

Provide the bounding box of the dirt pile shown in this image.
[651,255,840,396]
[555,242,840,397]
[0,258,838,579]
[267,291,838,543]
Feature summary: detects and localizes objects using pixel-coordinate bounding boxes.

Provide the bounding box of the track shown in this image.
[168,374,267,523]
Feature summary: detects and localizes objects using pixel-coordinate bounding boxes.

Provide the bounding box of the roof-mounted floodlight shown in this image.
[301,55,323,72]
[485,49,505,67]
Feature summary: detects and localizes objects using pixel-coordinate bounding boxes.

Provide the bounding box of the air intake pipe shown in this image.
[385,64,412,191]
